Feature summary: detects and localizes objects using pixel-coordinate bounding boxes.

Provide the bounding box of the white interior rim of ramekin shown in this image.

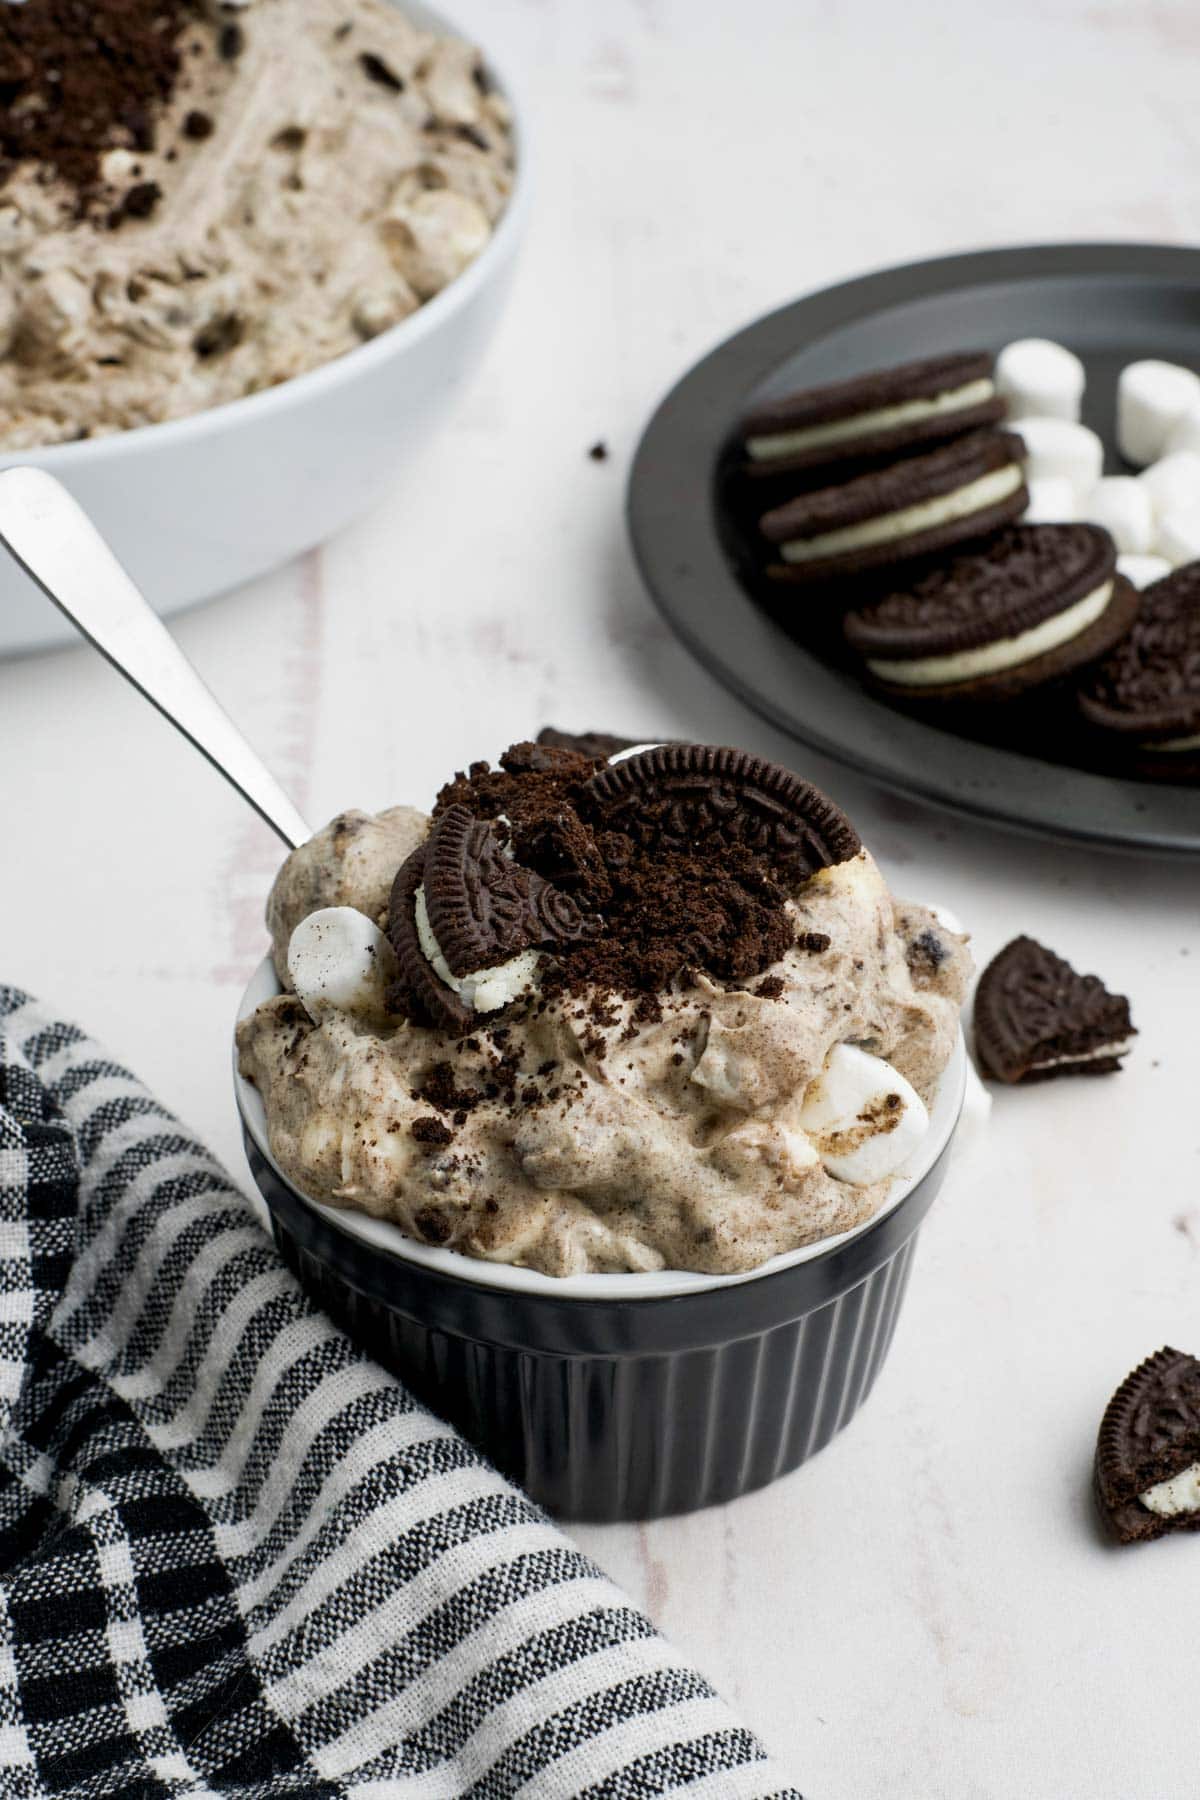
[234,955,968,1301]
[0,0,530,470]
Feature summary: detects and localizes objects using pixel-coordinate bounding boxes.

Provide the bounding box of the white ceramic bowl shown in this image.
[234,952,968,1300]
[0,0,529,657]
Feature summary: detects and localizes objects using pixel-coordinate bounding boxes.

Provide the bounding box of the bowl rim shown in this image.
[0,0,531,470]
[234,952,967,1303]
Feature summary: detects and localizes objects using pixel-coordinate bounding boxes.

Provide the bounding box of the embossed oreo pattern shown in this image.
[845,524,1117,660]
[1095,1347,1200,1543]
[1079,562,1200,739]
[583,744,861,882]
[973,935,1134,1084]
[425,806,600,977]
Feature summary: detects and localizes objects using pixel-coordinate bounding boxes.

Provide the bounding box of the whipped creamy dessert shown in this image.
[237,739,972,1277]
[0,0,512,446]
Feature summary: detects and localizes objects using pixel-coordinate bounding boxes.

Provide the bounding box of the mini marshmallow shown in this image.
[798,1044,929,1186]
[1138,449,1200,519]
[1022,476,1077,524]
[995,338,1085,423]
[287,906,399,1023]
[1166,404,1200,458]
[1081,476,1155,553]
[1117,360,1200,466]
[1116,552,1171,589]
[1156,510,1200,568]
[1011,417,1103,498]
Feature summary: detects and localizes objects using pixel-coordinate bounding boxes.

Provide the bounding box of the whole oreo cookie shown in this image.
[973,935,1135,1083]
[1078,562,1200,768]
[1095,1348,1200,1545]
[583,744,861,883]
[758,429,1028,586]
[738,351,1006,485]
[424,805,600,976]
[843,524,1135,702]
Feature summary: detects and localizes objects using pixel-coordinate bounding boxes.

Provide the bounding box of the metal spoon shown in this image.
[0,466,311,850]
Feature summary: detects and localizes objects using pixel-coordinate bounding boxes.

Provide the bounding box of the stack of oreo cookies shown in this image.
[729,350,1186,772]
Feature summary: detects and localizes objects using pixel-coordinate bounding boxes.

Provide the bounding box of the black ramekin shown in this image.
[237,966,964,1522]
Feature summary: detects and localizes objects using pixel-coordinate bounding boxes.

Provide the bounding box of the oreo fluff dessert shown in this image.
[237,737,972,1276]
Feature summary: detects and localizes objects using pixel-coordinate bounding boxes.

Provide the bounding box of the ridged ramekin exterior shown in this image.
[246,1130,953,1521]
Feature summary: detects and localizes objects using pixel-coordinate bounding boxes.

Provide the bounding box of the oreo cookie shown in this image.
[583,744,861,883]
[1078,562,1200,772]
[1095,1349,1200,1545]
[842,524,1136,702]
[738,351,1006,484]
[387,810,600,1034]
[973,935,1135,1083]
[758,429,1028,586]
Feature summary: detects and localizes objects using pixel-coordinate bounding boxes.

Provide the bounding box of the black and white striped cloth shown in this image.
[0,987,802,1799]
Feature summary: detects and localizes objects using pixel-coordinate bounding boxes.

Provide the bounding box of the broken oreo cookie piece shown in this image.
[1095,1348,1200,1544]
[424,805,600,975]
[974,935,1135,1083]
[387,810,600,1034]
[582,744,861,884]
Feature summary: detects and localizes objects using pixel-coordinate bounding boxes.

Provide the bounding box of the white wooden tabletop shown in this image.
[3,3,1199,1794]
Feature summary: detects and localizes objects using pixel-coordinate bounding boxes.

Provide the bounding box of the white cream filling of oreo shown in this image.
[1140,1461,1200,1518]
[413,884,539,1014]
[747,378,996,462]
[1028,1037,1133,1072]
[778,463,1023,564]
[866,579,1113,688]
[1142,730,1200,752]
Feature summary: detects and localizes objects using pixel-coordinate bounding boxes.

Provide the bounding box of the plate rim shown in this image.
[626,239,1200,859]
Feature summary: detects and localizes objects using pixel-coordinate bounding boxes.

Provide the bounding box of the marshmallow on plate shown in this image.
[995,338,1085,423]
[1166,404,1200,458]
[1012,417,1103,498]
[1117,360,1200,466]
[798,1044,929,1185]
[1139,449,1200,518]
[288,906,400,1023]
[1022,475,1077,524]
[1157,512,1200,568]
[1081,476,1155,553]
[1116,552,1171,589]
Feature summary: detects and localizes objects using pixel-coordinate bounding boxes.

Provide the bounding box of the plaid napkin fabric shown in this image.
[0,987,801,1800]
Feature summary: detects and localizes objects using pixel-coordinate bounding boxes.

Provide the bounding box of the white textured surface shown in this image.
[1,2,1199,1795]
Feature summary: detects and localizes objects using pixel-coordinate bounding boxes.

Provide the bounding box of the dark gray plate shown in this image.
[627,242,1200,857]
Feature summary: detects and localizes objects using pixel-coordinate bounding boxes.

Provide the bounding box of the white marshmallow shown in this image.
[1117,360,1200,466]
[1012,417,1103,498]
[1139,449,1200,519]
[1021,476,1077,524]
[1156,511,1200,568]
[995,338,1085,423]
[1081,476,1155,553]
[288,906,399,1023]
[1116,552,1171,589]
[798,1044,929,1186]
[1166,404,1200,458]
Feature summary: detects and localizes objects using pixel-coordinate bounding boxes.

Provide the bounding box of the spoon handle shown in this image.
[0,467,311,851]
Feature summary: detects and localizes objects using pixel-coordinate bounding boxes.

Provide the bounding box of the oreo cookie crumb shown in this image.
[455,122,489,150]
[219,22,245,61]
[588,440,609,462]
[111,180,161,225]
[184,109,215,141]
[411,1116,453,1147]
[796,931,831,954]
[755,975,785,999]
